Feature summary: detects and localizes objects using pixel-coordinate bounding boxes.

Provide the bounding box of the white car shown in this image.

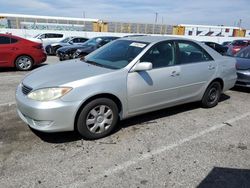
[30,33,65,47]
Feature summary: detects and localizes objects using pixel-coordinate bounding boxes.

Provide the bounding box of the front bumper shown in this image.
[56,51,72,61]
[16,84,82,132]
[235,70,250,88]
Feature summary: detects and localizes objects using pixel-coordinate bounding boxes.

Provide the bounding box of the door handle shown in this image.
[171,71,180,77]
[208,65,215,70]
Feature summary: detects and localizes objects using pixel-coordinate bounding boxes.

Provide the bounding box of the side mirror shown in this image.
[131,62,152,72]
[69,41,73,45]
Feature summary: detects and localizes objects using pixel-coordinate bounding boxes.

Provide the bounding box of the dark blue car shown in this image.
[56,36,119,61]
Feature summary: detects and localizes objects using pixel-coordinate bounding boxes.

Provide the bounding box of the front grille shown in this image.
[22,84,33,95]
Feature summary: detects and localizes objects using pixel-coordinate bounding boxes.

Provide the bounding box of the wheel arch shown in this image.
[74,93,123,130]
[14,54,34,67]
[209,77,224,90]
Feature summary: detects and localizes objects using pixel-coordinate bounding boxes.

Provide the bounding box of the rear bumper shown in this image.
[34,52,47,65]
[56,51,72,60]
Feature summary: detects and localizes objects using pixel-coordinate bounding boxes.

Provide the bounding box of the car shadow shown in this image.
[0,63,48,72]
[34,93,230,144]
[117,93,230,131]
[231,86,250,93]
[197,167,250,188]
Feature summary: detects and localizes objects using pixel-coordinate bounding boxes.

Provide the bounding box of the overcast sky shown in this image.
[1,0,250,28]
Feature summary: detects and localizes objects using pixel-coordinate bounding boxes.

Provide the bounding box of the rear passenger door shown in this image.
[176,40,216,100]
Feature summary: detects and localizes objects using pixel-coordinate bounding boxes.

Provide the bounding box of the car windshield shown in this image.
[232,40,248,46]
[83,40,149,69]
[235,47,250,59]
[60,37,72,43]
[34,34,40,38]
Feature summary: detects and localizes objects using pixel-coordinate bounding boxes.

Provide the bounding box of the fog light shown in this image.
[33,120,53,127]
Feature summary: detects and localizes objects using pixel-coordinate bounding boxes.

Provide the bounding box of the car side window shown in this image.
[177,41,213,64]
[46,34,54,38]
[0,36,11,44]
[40,34,46,39]
[10,38,18,44]
[54,34,63,38]
[72,38,84,43]
[140,41,175,69]
[99,39,110,46]
[79,38,87,43]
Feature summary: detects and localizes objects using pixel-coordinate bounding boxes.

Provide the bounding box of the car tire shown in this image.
[76,98,119,139]
[201,81,222,108]
[15,55,33,71]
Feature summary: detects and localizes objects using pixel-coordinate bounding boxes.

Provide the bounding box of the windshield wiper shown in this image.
[85,60,106,68]
[84,60,118,70]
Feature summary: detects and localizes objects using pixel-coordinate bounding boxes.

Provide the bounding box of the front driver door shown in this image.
[127,41,182,115]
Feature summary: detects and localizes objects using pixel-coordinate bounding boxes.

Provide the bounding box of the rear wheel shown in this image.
[201,81,222,108]
[15,55,33,71]
[76,98,119,139]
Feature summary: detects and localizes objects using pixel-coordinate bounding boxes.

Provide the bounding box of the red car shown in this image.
[227,40,250,56]
[0,34,47,71]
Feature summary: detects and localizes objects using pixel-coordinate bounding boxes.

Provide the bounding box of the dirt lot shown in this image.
[0,57,250,188]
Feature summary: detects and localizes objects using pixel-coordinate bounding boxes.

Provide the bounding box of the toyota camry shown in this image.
[16,36,237,139]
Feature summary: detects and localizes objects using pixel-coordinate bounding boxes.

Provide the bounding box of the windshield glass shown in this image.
[83,40,149,69]
[232,40,248,46]
[236,47,250,59]
[34,34,40,38]
[60,37,71,43]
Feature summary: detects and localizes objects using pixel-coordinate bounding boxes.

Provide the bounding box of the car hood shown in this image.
[236,58,250,70]
[22,60,115,89]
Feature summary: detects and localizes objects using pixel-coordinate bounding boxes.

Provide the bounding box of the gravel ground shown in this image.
[0,56,250,188]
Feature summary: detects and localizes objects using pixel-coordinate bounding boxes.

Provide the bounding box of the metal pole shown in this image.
[83,11,86,31]
[153,12,158,34]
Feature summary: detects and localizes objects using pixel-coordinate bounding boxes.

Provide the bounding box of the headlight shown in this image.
[27,87,72,101]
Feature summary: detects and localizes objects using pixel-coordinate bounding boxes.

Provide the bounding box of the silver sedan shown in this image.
[16,36,237,139]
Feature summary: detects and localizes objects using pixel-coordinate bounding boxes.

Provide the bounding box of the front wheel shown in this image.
[15,55,33,71]
[201,81,222,108]
[76,98,119,139]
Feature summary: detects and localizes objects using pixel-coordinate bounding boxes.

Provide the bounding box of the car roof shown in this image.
[0,33,23,40]
[120,36,193,43]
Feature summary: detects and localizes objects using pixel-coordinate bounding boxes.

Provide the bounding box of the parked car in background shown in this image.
[227,40,250,56]
[45,37,88,55]
[0,34,46,71]
[16,36,237,139]
[123,34,147,38]
[30,33,65,47]
[202,41,228,55]
[235,46,250,87]
[57,36,119,61]
[221,41,231,47]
